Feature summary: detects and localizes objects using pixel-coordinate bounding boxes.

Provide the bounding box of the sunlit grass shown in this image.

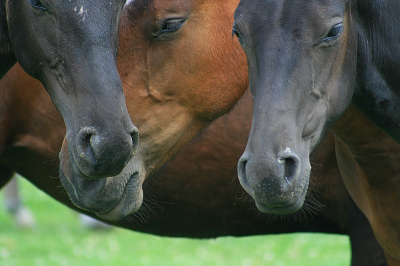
[0,177,350,266]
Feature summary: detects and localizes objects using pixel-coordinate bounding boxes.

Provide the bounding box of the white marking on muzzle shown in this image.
[74,6,87,21]
[278,147,293,164]
[125,0,134,6]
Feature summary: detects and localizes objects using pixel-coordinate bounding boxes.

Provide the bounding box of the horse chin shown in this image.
[254,188,307,215]
[95,173,144,221]
[59,147,145,221]
[253,167,310,215]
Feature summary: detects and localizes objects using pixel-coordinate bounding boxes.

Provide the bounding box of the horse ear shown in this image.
[0,1,16,78]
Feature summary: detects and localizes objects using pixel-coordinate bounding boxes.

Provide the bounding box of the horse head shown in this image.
[5,1,139,174]
[234,0,357,214]
[1,0,140,219]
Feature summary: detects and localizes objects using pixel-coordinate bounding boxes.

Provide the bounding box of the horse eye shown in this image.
[323,23,343,42]
[154,19,186,37]
[164,21,183,31]
[29,0,48,11]
[232,27,244,46]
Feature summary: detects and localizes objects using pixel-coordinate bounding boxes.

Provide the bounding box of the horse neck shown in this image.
[331,103,400,165]
[354,0,400,86]
[348,0,400,142]
[352,0,400,59]
[352,0,400,70]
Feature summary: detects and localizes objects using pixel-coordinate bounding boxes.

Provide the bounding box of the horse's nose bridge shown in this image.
[70,63,139,154]
[241,117,302,185]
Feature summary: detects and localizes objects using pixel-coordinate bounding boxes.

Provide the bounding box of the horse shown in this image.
[56,0,249,221]
[0,64,387,265]
[0,0,139,195]
[233,0,400,263]
[0,0,389,263]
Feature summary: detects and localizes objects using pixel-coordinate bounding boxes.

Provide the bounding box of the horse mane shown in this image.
[0,0,12,56]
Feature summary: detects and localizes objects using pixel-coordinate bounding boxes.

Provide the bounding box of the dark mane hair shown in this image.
[0,1,12,56]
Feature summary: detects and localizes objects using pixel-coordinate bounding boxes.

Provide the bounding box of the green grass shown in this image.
[0,178,351,266]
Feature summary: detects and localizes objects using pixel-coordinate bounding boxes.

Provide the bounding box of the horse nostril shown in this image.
[238,157,253,194]
[238,158,247,179]
[76,127,98,163]
[284,158,296,183]
[130,126,139,153]
[73,125,137,178]
[279,155,300,185]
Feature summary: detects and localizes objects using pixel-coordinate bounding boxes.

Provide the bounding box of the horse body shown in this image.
[0,63,386,265]
[0,0,139,217]
[233,0,400,262]
[332,104,400,262]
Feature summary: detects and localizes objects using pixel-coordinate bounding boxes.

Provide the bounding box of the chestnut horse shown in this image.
[233,0,400,263]
[57,0,249,221]
[0,64,386,265]
[0,0,138,194]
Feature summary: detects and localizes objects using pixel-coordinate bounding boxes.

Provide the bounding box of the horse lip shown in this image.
[94,172,141,221]
[60,143,141,217]
[255,195,305,215]
[254,182,308,215]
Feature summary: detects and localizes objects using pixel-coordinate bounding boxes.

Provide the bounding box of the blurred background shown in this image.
[0,176,350,266]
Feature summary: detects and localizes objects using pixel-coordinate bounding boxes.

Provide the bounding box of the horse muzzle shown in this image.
[237,149,310,215]
[59,145,144,221]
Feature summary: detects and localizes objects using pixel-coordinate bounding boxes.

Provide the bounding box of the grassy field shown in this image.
[0,177,351,266]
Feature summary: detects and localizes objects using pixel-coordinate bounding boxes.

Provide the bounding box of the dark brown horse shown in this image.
[331,104,400,264]
[233,0,400,263]
[0,0,139,197]
[0,64,386,265]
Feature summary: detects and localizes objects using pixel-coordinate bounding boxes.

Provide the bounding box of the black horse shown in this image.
[233,0,400,263]
[0,0,138,197]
